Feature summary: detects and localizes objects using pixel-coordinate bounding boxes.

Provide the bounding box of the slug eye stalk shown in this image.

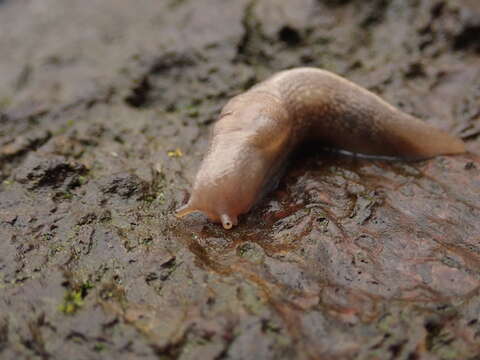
[220,214,236,230]
[175,203,195,218]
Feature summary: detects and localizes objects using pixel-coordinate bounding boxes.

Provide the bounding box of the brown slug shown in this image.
[176,67,465,229]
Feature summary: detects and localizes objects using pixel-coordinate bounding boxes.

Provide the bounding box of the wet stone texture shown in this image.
[1,0,480,359]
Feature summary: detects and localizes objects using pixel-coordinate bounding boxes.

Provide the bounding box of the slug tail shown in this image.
[439,136,466,155]
[444,131,465,153]
[392,119,466,159]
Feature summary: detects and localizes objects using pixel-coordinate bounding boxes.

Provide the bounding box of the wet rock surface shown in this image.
[1,0,480,359]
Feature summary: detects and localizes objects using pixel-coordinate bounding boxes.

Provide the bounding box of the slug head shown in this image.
[176,92,291,229]
[175,143,268,229]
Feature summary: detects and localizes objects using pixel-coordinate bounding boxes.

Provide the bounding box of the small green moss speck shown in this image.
[59,281,93,315]
[42,233,54,241]
[59,290,84,314]
[94,343,106,352]
[55,191,74,200]
[185,104,199,118]
[140,237,153,246]
[167,148,183,158]
[377,313,396,332]
[0,96,12,110]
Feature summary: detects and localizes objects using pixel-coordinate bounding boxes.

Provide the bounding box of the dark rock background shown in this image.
[1,0,479,359]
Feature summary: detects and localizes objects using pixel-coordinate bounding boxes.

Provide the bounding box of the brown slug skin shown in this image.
[176,67,465,229]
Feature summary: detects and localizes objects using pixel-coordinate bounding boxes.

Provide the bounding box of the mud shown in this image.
[1,0,480,359]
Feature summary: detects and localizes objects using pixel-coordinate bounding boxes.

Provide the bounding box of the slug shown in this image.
[176,67,465,229]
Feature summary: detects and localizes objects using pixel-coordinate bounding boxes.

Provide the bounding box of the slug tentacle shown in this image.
[177,67,465,229]
[175,202,196,218]
[220,214,236,230]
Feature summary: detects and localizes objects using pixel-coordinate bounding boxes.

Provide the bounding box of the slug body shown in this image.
[176,68,465,229]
